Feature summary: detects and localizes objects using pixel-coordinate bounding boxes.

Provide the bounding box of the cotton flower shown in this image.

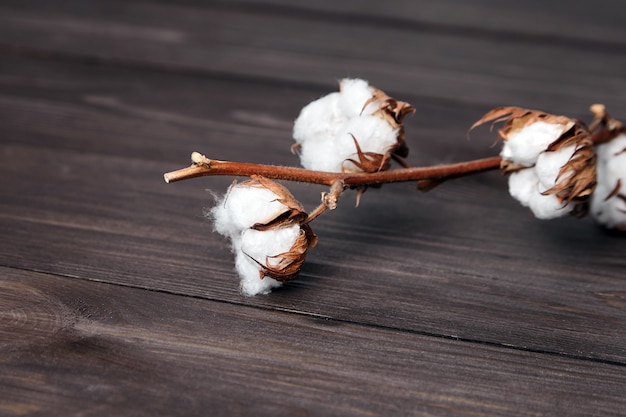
[471,107,596,219]
[292,78,414,173]
[210,176,317,296]
[591,133,626,230]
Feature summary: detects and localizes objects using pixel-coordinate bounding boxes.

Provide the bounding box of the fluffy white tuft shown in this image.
[591,133,626,228]
[240,226,302,268]
[527,191,572,219]
[508,168,538,208]
[508,169,572,219]
[507,145,576,219]
[211,182,288,238]
[293,92,344,147]
[233,247,282,296]
[338,78,376,117]
[293,78,399,172]
[534,145,576,192]
[501,121,566,167]
[235,226,303,296]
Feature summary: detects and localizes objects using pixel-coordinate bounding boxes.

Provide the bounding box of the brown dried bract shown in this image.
[256,224,318,282]
[470,106,574,147]
[543,123,597,210]
[362,84,415,159]
[364,87,416,126]
[342,134,390,174]
[239,175,308,230]
[471,107,573,173]
[589,104,626,145]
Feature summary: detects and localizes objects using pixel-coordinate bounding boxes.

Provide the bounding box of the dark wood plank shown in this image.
[1,55,625,365]
[218,0,626,46]
[2,267,626,417]
[1,0,626,113]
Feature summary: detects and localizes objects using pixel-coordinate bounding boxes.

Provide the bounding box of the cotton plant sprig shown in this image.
[164,78,625,295]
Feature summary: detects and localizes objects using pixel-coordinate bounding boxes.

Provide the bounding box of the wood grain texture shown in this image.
[1,0,626,113]
[1,55,625,365]
[1,1,626,415]
[2,267,626,417]
[217,0,626,47]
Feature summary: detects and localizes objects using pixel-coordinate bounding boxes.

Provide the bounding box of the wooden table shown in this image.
[1,1,625,415]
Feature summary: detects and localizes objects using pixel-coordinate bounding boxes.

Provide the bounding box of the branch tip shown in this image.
[191,152,211,166]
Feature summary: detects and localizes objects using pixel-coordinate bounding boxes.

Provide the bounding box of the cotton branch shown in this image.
[163,152,502,189]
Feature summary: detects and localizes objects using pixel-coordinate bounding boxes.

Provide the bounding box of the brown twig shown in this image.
[304,180,345,223]
[164,152,502,188]
[162,127,616,190]
[163,124,617,197]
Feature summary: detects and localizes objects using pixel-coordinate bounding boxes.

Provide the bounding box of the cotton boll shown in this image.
[591,134,626,229]
[295,107,399,173]
[211,182,289,238]
[475,106,593,219]
[208,177,314,295]
[534,145,576,191]
[293,78,412,173]
[501,121,566,166]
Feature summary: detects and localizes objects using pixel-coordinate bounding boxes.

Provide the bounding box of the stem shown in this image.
[164,154,340,186]
[163,123,617,187]
[164,152,502,188]
[341,156,501,187]
[304,180,345,223]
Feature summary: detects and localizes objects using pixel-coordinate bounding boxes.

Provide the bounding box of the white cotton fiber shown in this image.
[235,226,302,296]
[293,78,400,172]
[211,183,288,238]
[234,248,282,296]
[507,160,572,220]
[337,115,398,152]
[508,169,538,207]
[240,226,302,268]
[293,92,344,146]
[338,78,376,117]
[296,136,340,172]
[534,145,576,191]
[501,121,566,167]
[591,133,626,228]
[527,191,572,219]
[335,115,398,172]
